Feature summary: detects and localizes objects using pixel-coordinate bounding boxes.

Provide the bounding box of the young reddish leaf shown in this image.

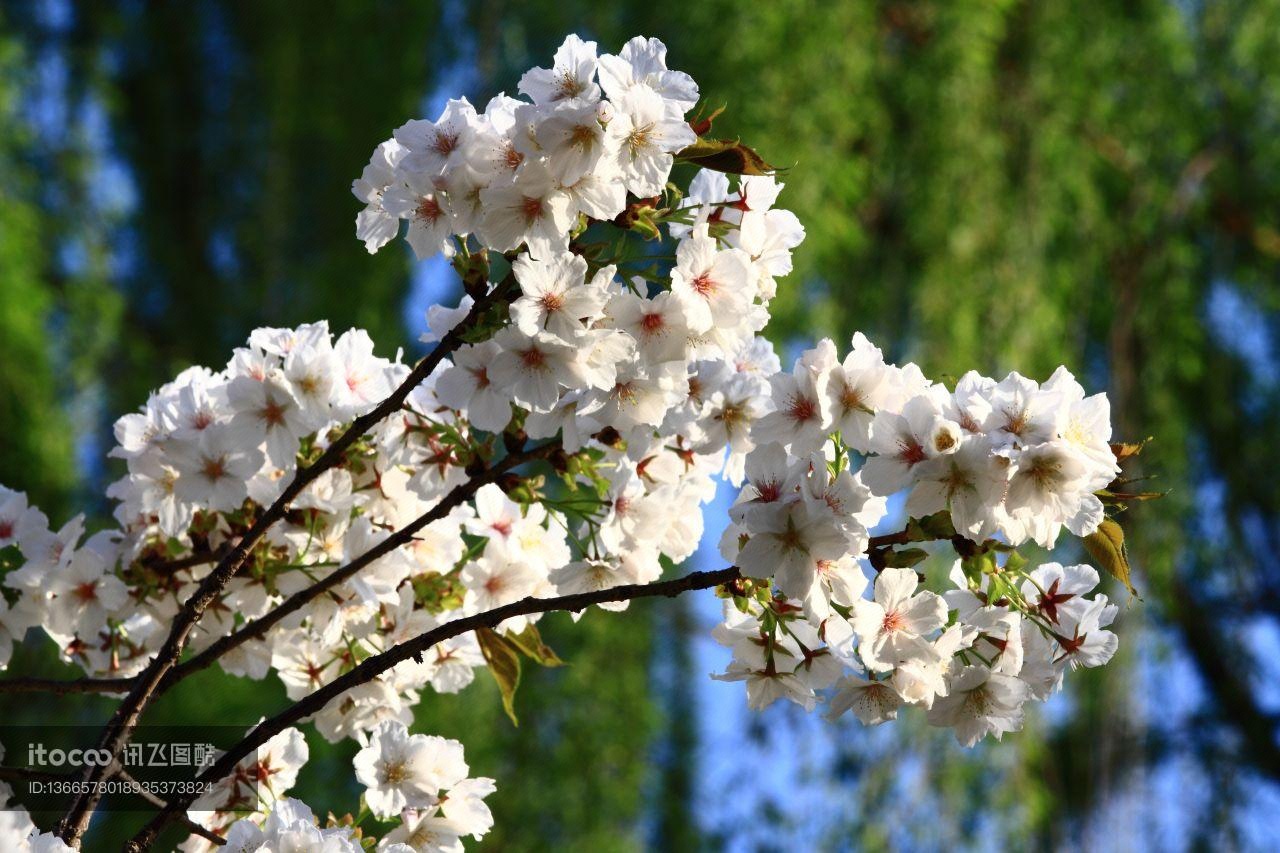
[676,138,777,176]
[1109,438,1152,464]
[687,103,727,137]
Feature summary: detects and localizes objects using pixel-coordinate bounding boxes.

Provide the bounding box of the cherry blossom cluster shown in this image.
[0,301,741,839]
[714,335,1124,744]
[354,34,700,261]
[177,722,492,853]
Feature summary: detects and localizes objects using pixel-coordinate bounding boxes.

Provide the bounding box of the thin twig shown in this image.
[123,565,742,851]
[114,767,225,846]
[868,529,914,548]
[56,275,516,844]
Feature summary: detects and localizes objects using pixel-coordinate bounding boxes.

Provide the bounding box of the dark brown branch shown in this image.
[57,276,516,844]
[0,675,134,695]
[867,529,913,549]
[123,565,742,851]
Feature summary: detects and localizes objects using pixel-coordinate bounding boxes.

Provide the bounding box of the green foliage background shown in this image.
[2,1,1279,850]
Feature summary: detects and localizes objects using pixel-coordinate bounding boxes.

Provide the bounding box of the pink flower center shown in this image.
[432,130,459,155]
[555,71,585,100]
[260,399,287,426]
[897,439,926,465]
[788,395,817,423]
[202,456,228,481]
[1004,407,1029,436]
[521,196,545,223]
[690,272,716,297]
[416,196,443,223]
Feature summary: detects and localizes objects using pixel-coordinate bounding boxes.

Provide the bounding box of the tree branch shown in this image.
[0,675,134,695]
[56,275,515,844]
[123,565,741,851]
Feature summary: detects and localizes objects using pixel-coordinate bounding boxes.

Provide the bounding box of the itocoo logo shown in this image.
[28,744,113,767]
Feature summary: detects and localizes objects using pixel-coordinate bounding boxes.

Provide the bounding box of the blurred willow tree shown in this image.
[0,33,75,517]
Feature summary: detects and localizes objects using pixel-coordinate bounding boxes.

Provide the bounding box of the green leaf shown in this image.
[476,626,522,726]
[1083,518,1138,597]
[960,551,997,582]
[882,547,928,568]
[505,623,566,667]
[1003,549,1029,574]
[676,138,777,175]
[905,511,956,541]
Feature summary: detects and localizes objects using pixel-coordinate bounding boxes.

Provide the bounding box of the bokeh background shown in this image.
[2,1,1280,850]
